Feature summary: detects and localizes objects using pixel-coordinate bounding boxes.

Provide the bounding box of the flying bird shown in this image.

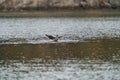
[45,34,62,42]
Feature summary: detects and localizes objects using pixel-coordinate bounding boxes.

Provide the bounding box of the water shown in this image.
[0,60,118,80]
[0,17,120,44]
[0,17,120,80]
[0,41,120,80]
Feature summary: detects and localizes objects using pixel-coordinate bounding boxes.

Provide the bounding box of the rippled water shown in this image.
[0,17,120,80]
[0,40,120,80]
[0,59,119,80]
[0,17,120,43]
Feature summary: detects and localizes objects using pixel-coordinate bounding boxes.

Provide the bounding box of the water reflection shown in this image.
[0,39,120,60]
[0,39,120,80]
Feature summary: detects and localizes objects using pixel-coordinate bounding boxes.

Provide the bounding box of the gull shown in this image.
[45,34,62,42]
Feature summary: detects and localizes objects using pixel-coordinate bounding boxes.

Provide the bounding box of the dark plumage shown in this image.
[45,34,55,39]
[45,34,62,42]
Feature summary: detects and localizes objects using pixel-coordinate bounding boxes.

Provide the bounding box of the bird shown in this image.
[45,34,62,42]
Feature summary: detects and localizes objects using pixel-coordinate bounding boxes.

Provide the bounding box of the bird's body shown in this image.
[45,34,62,42]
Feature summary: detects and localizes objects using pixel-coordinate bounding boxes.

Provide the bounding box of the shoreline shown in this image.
[0,9,120,18]
[0,37,120,45]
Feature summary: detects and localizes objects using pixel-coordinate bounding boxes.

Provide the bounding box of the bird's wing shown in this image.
[58,36,62,38]
[45,34,55,39]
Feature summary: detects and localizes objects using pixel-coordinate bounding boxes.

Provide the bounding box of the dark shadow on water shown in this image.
[0,39,120,61]
[0,39,120,80]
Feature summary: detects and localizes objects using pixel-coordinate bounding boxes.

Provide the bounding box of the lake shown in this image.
[0,17,120,80]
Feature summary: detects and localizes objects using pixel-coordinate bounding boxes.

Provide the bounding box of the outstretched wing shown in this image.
[45,34,55,39]
[58,36,62,39]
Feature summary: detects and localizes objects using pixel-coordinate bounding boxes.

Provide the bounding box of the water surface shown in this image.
[0,17,120,80]
[0,17,120,44]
